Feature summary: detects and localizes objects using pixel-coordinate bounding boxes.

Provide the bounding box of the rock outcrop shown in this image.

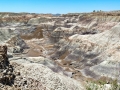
[0,46,15,86]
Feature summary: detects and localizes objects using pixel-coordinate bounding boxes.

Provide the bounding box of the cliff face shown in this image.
[0,12,120,89]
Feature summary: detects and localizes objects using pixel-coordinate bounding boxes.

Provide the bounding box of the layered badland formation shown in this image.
[0,11,120,89]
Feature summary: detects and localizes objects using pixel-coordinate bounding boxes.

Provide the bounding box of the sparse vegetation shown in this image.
[86,79,120,90]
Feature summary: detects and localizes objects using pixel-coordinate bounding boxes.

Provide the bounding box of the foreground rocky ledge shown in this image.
[10,57,84,90]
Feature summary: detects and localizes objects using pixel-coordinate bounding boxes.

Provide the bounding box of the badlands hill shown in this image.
[0,11,120,89]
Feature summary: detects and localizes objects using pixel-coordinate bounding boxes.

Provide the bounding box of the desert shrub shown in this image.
[86,79,120,90]
[110,79,120,90]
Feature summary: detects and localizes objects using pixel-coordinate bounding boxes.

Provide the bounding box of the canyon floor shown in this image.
[0,12,120,90]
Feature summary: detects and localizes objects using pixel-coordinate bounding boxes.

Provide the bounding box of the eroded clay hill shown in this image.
[0,11,120,89]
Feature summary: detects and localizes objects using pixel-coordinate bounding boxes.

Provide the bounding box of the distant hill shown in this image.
[53,14,61,16]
